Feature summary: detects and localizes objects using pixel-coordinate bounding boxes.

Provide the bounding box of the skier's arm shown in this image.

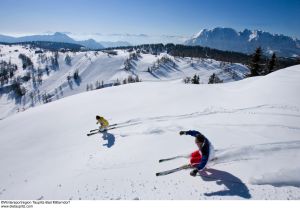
[196,155,208,171]
[180,130,201,137]
[196,138,210,171]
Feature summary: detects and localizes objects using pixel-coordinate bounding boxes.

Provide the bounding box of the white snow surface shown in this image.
[0,61,300,199]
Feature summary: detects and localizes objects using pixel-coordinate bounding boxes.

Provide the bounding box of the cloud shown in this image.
[93,33,103,36]
[60,31,73,35]
[107,33,149,37]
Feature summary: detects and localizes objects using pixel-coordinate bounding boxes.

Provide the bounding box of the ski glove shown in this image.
[190,169,198,177]
[179,131,186,135]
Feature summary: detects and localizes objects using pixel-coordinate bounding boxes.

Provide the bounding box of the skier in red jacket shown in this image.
[180,130,215,176]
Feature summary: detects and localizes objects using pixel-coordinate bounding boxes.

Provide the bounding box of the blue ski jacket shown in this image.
[184,130,211,171]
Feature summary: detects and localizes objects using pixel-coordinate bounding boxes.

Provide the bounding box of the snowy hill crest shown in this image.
[0,44,249,119]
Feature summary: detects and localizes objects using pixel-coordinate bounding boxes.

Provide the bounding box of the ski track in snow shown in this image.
[111,104,300,133]
[214,140,300,165]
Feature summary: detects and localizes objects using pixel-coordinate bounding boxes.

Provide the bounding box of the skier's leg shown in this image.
[190,150,202,167]
[99,126,107,132]
[190,157,201,167]
[190,150,201,158]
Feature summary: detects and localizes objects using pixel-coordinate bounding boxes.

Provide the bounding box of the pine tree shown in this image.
[45,66,50,76]
[135,75,141,82]
[65,54,72,66]
[208,73,223,84]
[249,47,262,77]
[183,77,191,84]
[267,53,276,74]
[73,70,80,80]
[191,74,200,84]
[11,78,26,97]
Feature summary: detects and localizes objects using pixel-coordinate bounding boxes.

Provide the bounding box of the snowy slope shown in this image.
[0,65,300,200]
[0,44,249,119]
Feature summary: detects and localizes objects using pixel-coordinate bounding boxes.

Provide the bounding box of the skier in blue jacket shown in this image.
[179,130,214,177]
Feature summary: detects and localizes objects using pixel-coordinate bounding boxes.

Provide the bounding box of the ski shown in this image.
[89,124,118,132]
[87,127,117,136]
[87,132,99,136]
[159,155,189,163]
[106,127,116,131]
[156,164,191,176]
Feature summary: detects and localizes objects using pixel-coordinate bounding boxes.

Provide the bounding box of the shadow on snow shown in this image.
[101,131,115,148]
[199,168,251,199]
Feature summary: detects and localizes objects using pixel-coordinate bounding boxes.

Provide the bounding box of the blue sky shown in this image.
[0,0,299,41]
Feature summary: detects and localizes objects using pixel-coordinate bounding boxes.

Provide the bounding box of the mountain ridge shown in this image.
[185,27,300,57]
[0,32,132,49]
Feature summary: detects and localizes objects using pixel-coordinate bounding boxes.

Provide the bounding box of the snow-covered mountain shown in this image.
[76,39,104,50]
[0,65,299,200]
[0,44,249,119]
[0,33,104,50]
[185,27,300,57]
